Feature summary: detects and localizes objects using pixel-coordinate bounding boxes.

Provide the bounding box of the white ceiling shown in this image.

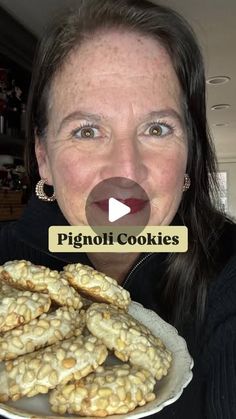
[0,0,235,161]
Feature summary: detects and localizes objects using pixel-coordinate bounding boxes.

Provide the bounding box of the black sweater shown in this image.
[0,195,236,419]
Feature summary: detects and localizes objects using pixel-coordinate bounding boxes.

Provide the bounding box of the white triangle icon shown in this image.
[108,198,131,222]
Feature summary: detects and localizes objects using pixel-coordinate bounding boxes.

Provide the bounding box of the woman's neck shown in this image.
[87,252,140,284]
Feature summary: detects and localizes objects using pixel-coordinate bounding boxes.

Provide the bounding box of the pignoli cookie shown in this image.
[0,334,108,402]
[63,263,131,310]
[50,364,156,416]
[0,306,85,361]
[86,303,172,380]
[0,260,82,309]
[0,282,51,333]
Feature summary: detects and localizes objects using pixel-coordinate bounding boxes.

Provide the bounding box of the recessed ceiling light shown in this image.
[207,76,231,85]
[211,104,230,110]
[213,123,229,127]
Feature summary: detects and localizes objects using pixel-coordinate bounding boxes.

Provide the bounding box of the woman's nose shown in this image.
[100,137,148,184]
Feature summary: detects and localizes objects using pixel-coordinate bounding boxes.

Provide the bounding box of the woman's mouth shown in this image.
[93,198,148,214]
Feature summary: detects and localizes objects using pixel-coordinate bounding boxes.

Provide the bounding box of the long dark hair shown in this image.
[25,0,227,328]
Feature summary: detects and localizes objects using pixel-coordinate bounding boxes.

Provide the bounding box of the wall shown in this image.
[218,160,236,220]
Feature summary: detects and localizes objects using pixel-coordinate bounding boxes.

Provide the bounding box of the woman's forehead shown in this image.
[54,29,178,85]
[49,29,181,119]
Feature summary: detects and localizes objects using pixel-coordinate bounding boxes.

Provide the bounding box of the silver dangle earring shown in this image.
[183,174,191,192]
[35,179,56,202]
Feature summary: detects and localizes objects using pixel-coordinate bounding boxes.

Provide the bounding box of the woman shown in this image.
[0,0,236,417]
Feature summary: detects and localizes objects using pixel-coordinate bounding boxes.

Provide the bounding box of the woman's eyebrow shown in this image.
[144,109,184,128]
[57,108,184,134]
[57,111,104,134]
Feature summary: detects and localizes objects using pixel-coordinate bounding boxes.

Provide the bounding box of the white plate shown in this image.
[0,301,193,419]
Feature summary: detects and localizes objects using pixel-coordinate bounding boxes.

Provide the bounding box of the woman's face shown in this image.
[36,30,188,226]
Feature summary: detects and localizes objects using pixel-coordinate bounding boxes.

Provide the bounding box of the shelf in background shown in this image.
[0,134,25,158]
[0,190,25,221]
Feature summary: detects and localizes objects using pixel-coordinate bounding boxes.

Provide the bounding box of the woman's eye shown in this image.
[146,123,172,137]
[72,125,100,139]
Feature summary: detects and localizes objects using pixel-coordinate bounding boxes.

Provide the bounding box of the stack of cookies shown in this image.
[0,260,172,417]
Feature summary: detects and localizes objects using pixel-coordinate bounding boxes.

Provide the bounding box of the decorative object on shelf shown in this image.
[0,155,27,192]
[0,68,8,135]
[0,64,28,139]
[20,103,26,135]
[0,155,13,189]
[6,79,23,138]
[0,114,4,134]
[0,6,37,220]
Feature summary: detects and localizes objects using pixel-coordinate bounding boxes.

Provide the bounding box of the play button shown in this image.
[85,177,150,237]
[108,198,131,222]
